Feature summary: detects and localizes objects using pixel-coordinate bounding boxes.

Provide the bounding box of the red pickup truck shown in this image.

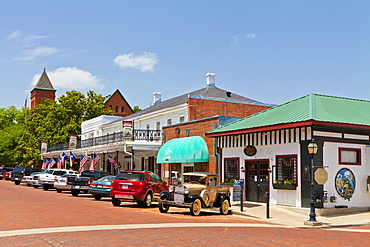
[110,171,168,207]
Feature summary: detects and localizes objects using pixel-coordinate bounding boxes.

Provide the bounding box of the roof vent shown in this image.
[206,73,215,88]
[226,92,231,97]
[153,92,162,105]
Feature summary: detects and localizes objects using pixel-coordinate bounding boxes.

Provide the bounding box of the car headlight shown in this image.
[169,186,174,192]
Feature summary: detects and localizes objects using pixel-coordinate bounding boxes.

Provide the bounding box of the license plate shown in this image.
[121,185,128,189]
[97,185,102,188]
[115,195,132,199]
[73,185,80,189]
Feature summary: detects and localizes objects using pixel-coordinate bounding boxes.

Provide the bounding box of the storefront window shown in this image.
[224,158,239,183]
[275,155,297,185]
[339,148,361,165]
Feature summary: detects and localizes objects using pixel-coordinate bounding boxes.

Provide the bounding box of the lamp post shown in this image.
[306,141,321,226]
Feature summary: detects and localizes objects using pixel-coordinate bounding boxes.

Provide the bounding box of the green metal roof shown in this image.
[156,136,209,163]
[207,93,370,135]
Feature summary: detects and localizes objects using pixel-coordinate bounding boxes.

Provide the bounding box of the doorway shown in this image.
[245,160,269,202]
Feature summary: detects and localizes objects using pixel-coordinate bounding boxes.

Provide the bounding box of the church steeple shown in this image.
[30,69,56,110]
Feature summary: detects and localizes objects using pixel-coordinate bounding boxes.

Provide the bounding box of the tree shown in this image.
[15,90,113,167]
[133,105,142,113]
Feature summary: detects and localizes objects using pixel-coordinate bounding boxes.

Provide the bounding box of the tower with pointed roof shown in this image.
[30,69,56,110]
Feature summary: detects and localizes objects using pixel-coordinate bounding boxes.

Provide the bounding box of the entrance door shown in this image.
[245,160,269,202]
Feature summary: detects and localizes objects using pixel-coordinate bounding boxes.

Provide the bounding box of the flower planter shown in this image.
[272,183,296,190]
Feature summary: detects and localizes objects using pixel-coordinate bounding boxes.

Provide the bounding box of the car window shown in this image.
[53,171,67,176]
[208,177,217,186]
[98,176,115,182]
[116,172,144,181]
[42,170,53,174]
[12,167,24,173]
[150,174,157,183]
[184,175,206,185]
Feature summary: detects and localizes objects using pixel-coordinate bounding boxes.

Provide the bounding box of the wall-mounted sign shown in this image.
[244,145,257,156]
[335,168,356,201]
[69,135,77,150]
[41,142,48,153]
[122,121,133,141]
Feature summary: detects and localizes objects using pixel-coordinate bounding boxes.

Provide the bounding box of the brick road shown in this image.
[1,180,369,246]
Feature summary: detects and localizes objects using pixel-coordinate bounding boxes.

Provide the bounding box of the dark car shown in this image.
[0,167,14,180]
[10,167,42,185]
[110,171,168,207]
[68,170,111,197]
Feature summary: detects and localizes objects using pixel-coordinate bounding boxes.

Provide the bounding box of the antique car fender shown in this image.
[213,193,230,207]
[188,194,208,208]
[160,191,171,200]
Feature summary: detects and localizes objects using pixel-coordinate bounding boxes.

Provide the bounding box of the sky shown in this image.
[0,1,369,110]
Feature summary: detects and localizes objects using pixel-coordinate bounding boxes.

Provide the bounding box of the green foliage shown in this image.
[12,90,113,167]
[133,105,142,113]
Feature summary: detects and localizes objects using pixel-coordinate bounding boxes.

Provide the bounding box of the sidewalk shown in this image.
[229,201,370,228]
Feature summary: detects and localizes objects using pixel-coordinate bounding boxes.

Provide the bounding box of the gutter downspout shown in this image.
[123,145,133,170]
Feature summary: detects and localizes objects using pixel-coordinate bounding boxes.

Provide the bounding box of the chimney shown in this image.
[153,92,162,105]
[206,73,216,87]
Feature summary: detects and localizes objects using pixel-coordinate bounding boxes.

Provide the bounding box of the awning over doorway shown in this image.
[156,136,209,163]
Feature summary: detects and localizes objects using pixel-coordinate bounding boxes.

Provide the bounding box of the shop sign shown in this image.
[122,121,133,141]
[244,145,257,156]
[335,168,356,201]
[315,167,328,185]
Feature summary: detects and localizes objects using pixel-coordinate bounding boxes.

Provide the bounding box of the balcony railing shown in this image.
[46,129,162,152]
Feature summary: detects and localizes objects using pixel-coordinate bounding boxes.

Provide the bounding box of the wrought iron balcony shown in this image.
[46,129,162,152]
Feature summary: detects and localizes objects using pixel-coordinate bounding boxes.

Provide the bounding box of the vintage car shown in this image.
[158,172,231,216]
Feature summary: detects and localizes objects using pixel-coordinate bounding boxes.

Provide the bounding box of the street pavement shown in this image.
[228,201,370,230]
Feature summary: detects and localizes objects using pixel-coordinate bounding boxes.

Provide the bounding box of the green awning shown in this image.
[156,136,209,163]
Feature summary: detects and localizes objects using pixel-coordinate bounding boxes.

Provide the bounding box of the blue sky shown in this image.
[1,1,369,109]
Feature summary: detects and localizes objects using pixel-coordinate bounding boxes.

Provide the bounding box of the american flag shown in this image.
[42,158,49,170]
[79,154,88,173]
[107,153,118,169]
[48,158,56,169]
[89,153,100,171]
[57,157,63,169]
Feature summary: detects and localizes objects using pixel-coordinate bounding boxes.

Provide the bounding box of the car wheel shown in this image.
[14,181,21,185]
[219,199,230,215]
[159,198,170,213]
[71,190,79,196]
[33,185,38,188]
[200,190,210,207]
[112,197,121,206]
[190,198,202,216]
[27,184,31,187]
[56,189,62,193]
[43,185,49,191]
[141,192,152,208]
[94,195,102,200]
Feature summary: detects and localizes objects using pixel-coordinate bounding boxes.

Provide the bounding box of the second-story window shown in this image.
[146,124,150,130]
[121,106,125,113]
[115,106,118,112]
[156,121,160,130]
[167,119,172,125]
[179,116,185,123]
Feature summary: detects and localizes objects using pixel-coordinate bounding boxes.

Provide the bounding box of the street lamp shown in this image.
[306,141,321,225]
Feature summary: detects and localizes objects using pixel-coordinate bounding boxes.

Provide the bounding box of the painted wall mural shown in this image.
[335,168,356,201]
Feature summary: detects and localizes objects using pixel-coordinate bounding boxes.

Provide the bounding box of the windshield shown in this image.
[97,176,115,182]
[42,170,54,174]
[183,175,206,185]
[116,172,144,181]
[53,171,67,176]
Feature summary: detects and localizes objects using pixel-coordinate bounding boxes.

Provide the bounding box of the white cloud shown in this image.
[4,30,22,41]
[13,46,60,62]
[31,67,105,90]
[231,33,256,45]
[114,52,158,71]
[24,34,50,44]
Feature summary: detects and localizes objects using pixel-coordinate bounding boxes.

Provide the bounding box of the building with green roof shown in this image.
[206,93,370,213]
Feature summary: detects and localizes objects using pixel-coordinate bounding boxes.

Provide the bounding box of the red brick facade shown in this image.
[104,90,134,117]
[30,89,56,110]
[188,97,271,121]
[161,98,272,183]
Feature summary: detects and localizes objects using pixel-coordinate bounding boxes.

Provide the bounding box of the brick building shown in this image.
[104,89,134,117]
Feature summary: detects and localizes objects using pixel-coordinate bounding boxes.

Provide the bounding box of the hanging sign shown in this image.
[122,121,133,141]
[41,142,48,153]
[69,135,78,150]
[244,145,257,156]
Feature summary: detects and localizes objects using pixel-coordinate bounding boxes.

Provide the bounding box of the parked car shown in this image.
[67,170,111,197]
[31,172,42,188]
[21,172,41,186]
[2,171,12,180]
[0,167,14,180]
[89,176,115,200]
[158,172,231,216]
[11,167,42,185]
[54,174,79,193]
[110,171,169,207]
[39,169,79,190]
